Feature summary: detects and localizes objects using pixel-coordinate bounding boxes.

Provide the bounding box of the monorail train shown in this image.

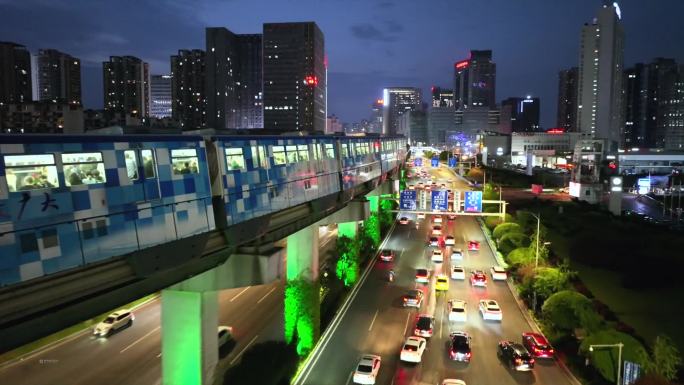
[0,134,406,286]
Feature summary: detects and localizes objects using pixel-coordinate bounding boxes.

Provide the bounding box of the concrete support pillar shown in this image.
[286,225,319,282]
[162,290,218,385]
[338,221,358,239]
[367,195,380,214]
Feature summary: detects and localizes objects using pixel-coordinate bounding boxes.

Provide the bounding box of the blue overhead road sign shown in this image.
[464,191,483,213]
[431,156,439,167]
[431,190,448,211]
[400,190,417,210]
[414,158,423,166]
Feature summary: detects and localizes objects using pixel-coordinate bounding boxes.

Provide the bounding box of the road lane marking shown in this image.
[403,312,411,336]
[368,309,379,332]
[346,371,354,385]
[229,286,250,302]
[257,286,276,304]
[120,326,160,354]
[230,334,259,365]
[157,352,161,358]
[400,248,405,258]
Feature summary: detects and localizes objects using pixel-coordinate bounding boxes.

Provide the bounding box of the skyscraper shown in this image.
[577,2,625,150]
[432,87,454,108]
[205,28,263,129]
[150,74,172,119]
[429,87,455,144]
[557,67,578,132]
[0,41,32,105]
[263,22,326,132]
[382,87,422,135]
[369,99,383,134]
[103,56,150,118]
[35,49,81,105]
[500,96,540,133]
[171,49,206,129]
[623,64,647,148]
[453,50,496,109]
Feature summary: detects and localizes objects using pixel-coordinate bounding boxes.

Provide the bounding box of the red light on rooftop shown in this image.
[546,128,565,134]
[304,75,318,86]
[376,99,384,105]
[455,60,469,69]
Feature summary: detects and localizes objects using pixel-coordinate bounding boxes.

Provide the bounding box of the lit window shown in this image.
[141,149,156,178]
[171,149,199,175]
[286,146,298,163]
[62,152,106,186]
[273,146,286,165]
[297,145,309,162]
[124,150,138,180]
[325,143,335,158]
[3,154,59,192]
[225,148,245,170]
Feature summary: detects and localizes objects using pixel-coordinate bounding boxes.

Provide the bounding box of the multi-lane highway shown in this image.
[0,229,339,385]
[295,165,578,385]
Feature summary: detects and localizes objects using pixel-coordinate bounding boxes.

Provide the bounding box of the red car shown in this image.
[470,270,487,287]
[468,240,480,251]
[379,249,395,262]
[522,333,555,358]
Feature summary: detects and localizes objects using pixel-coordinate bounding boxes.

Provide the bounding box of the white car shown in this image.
[433,215,443,224]
[444,235,455,246]
[218,325,233,348]
[93,309,134,337]
[448,299,467,322]
[479,299,503,321]
[450,249,463,260]
[451,265,465,280]
[431,249,444,262]
[399,216,410,225]
[400,336,427,363]
[353,354,381,384]
[491,266,507,281]
[432,225,442,236]
[417,212,426,220]
[442,380,467,385]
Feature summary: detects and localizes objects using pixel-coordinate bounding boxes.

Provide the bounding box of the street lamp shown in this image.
[530,213,552,311]
[589,343,624,385]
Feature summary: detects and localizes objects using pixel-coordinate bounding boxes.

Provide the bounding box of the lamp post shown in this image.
[530,213,551,311]
[589,343,624,385]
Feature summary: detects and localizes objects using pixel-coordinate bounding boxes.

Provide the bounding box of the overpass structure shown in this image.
[0,133,407,385]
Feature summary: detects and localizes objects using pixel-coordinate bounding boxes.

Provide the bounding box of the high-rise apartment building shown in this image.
[150,74,172,119]
[205,28,263,129]
[399,110,428,145]
[382,87,422,135]
[0,42,32,105]
[557,67,578,132]
[103,56,150,118]
[577,3,624,150]
[432,87,454,108]
[171,49,206,129]
[624,59,684,150]
[34,49,81,105]
[453,50,496,110]
[369,99,383,134]
[500,96,540,133]
[263,22,325,132]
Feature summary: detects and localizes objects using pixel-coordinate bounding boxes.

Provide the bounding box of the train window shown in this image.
[171,149,199,175]
[61,152,106,186]
[286,146,298,164]
[341,143,349,158]
[273,146,286,165]
[3,154,59,192]
[258,146,268,168]
[225,148,245,170]
[297,145,309,162]
[141,149,156,178]
[312,143,321,160]
[325,144,335,159]
[124,150,138,181]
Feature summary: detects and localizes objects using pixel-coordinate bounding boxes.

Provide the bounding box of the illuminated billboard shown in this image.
[569,181,581,198]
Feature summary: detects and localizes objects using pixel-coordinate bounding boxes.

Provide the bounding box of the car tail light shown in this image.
[549,349,554,354]
[515,358,522,365]
[466,352,472,358]
[449,350,455,359]
[529,358,535,364]
[403,297,407,302]
[415,328,420,334]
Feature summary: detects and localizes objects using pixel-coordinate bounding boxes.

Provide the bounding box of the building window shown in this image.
[3,154,59,192]
[171,149,199,175]
[142,149,156,178]
[297,145,309,162]
[225,148,245,170]
[286,146,298,163]
[124,150,138,180]
[273,146,287,165]
[62,152,106,186]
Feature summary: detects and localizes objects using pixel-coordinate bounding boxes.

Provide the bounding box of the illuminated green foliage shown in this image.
[284,277,320,356]
[335,236,360,287]
[363,214,381,249]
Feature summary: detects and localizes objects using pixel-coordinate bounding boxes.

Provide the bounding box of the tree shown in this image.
[335,236,360,287]
[492,222,523,240]
[423,150,435,160]
[284,277,320,356]
[531,267,570,300]
[643,335,682,381]
[485,214,513,230]
[363,214,381,249]
[515,210,538,234]
[580,329,648,383]
[541,290,593,332]
[506,247,535,267]
[439,151,450,161]
[498,232,529,255]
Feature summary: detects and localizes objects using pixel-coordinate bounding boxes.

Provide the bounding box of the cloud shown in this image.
[384,20,403,33]
[350,23,397,42]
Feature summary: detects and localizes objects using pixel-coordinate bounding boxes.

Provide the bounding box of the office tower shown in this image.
[382,87,422,135]
[0,42,32,105]
[34,49,81,105]
[103,56,150,118]
[432,87,454,108]
[171,49,206,129]
[500,96,540,133]
[557,67,578,132]
[149,74,172,119]
[577,3,624,150]
[206,28,263,129]
[453,50,496,109]
[263,22,325,132]
[429,87,455,144]
[399,110,428,145]
[369,99,383,134]
[624,59,684,150]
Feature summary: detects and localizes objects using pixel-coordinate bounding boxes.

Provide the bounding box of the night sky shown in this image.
[2,0,683,128]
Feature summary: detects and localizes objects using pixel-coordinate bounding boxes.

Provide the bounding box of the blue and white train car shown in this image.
[208,135,341,227]
[337,136,383,191]
[0,135,214,286]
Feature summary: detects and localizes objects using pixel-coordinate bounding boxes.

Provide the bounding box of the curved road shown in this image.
[295,165,578,385]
